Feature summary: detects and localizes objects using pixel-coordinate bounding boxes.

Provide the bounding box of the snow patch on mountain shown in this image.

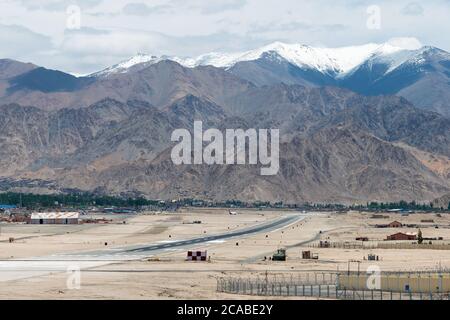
[91,37,431,78]
[91,54,159,77]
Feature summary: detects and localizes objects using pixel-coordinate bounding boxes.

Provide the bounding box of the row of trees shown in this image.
[0,193,448,211]
[361,201,439,211]
[0,192,161,209]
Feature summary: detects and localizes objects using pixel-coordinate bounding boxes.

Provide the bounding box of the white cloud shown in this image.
[387,37,422,50]
[122,2,172,16]
[401,2,425,16]
[1,0,449,74]
[61,29,168,56]
[199,0,247,14]
[14,0,103,11]
[0,24,54,60]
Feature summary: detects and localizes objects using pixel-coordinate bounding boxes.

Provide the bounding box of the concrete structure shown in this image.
[29,212,79,225]
[386,232,417,241]
[302,251,311,259]
[388,221,403,228]
[186,250,208,261]
[367,254,379,261]
[319,240,330,248]
[371,214,389,219]
[375,221,403,228]
[302,250,318,260]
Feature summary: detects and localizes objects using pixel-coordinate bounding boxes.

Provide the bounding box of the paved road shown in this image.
[0,213,306,282]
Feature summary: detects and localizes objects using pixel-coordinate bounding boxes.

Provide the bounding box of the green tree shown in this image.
[418,229,423,245]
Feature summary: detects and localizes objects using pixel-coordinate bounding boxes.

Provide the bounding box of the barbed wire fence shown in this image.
[307,241,450,250]
[216,272,450,300]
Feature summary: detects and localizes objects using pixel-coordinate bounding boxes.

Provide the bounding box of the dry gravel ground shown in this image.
[0,209,450,299]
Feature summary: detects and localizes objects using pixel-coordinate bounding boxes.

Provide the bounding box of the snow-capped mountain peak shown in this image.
[91,38,429,78]
[91,53,163,77]
[350,43,449,77]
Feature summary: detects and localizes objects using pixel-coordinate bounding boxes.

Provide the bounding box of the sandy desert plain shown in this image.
[0,208,450,299]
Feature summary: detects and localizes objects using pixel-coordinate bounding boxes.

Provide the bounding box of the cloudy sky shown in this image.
[1,0,449,75]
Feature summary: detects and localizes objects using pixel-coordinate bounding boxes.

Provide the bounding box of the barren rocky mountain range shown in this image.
[0,55,449,203]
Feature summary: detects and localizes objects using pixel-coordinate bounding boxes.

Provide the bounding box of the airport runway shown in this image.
[0,213,306,282]
[80,213,304,257]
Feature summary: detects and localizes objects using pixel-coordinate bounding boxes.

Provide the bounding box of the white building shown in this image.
[29,212,80,225]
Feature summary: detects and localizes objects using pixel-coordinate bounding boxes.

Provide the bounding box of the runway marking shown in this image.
[207,240,226,244]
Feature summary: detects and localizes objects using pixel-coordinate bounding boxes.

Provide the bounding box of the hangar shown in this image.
[29,212,80,225]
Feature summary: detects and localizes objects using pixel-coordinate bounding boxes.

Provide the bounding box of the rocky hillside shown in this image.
[0,60,448,203]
